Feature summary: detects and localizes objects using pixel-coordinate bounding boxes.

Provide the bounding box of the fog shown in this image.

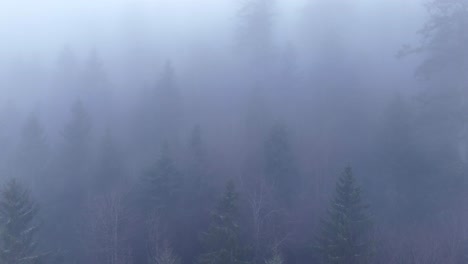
[1,0,467,263]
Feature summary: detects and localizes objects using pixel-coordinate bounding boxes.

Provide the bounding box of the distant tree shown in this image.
[14,113,49,186]
[198,181,250,264]
[316,167,371,264]
[136,62,182,157]
[83,48,108,91]
[378,95,439,221]
[81,48,112,122]
[56,45,79,83]
[264,124,299,206]
[0,179,41,264]
[401,0,468,163]
[84,192,132,264]
[237,0,276,66]
[47,100,92,262]
[155,62,182,147]
[187,125,209,196]
[94,130,124,193]
[55,45,80,101]
[142,144,182,217]
[61,100,92,177]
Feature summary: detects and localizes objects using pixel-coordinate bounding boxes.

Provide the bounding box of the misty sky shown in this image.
[0,0,423,55]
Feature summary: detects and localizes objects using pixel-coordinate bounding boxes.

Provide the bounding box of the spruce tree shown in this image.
[264,123,298,206]
[143,144,182,216]
[94,130,124,193]
[316,167,371,264]
[155,62,181,147]
[14,113,49,185]
[62,100,92,178]
[0,179,41,264]
[187,125,207,195]
[198,181,249,264]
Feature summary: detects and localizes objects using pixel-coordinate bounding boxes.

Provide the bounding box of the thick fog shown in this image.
[2,0,467,263]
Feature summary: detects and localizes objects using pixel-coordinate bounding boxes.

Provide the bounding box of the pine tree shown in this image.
[316,167,371,264]
[143,144,182,216]
[237,0,275,66]
[14,113,49,185]
[264,124,298,206]
[155,62,182,147]
[62,100,92,177]
[0,179,41,264]
[187,125,207,194]
[94,130,124,193]
[48,100,92,262]
[198,181,250,264]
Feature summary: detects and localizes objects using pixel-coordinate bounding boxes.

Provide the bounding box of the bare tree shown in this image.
[146,214,180,264]
[83,192,133,264]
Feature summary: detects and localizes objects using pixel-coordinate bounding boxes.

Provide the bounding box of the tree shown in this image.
[47,100,92,262]
[316,167,371,264]
[265,251,284,264]
[84,192,132,264]
[0,179,41,264]
[14,113,49,187]
[61,100,92,179]
[400,0,468,161]
[81,48,112,122]
[155,62,182,148]
[378,95,438,221]
[237,0,276,67]
[399,0,468,216]
[264,124,299,206]
[188,125,205,191]
[94,130,124,193]
[198,181,250,264]
[142,144,182,217]
[149,242,180,264]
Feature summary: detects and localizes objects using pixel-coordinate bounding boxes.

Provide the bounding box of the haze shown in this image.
[2,0,468,263]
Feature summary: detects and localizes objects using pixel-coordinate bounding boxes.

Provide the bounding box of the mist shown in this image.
[1,0,466,263]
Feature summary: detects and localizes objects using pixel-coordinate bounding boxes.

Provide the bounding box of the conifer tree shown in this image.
[0,179,41,264]
[264,124,298,206]
[143,144,182,216]
[316,167,371,264]
[62,100,92,177]
[198,181,250,264]
[94,130,124,193]
[187,125,207,194]
[156,62,181,147]
[237,0,275,66]
[14,113,49,185]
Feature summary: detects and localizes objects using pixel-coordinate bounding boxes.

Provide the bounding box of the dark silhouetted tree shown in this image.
[142,144,182,217]
[264,124,298,206]
[316,167,371,264]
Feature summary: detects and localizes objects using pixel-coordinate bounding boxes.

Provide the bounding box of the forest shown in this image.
[1,0,468,263]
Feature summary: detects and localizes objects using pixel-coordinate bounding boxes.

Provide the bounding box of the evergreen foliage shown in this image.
[143,145,182,216]
[198,181,250,264]
[316,167,371,264]
[264,124,298,206]
[15,113,48,182]
[94,130,123,193]
[0,179,41,264]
